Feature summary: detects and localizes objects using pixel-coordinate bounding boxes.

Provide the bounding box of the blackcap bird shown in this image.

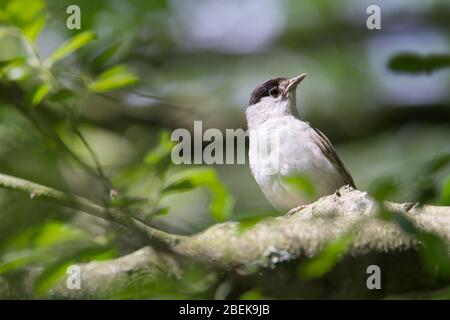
[246,74,356,212]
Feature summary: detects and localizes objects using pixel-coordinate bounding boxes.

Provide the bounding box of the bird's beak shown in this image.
[284,73,307,94]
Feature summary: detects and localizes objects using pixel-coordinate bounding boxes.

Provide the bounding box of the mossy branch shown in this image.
[1,173,450,298]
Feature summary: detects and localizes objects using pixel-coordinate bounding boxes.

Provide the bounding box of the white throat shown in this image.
[245,92,298,129]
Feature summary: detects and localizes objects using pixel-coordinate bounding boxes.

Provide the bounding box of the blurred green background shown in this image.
[0,0,449,299]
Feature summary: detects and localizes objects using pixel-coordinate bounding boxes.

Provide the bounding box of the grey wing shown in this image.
[311,128,356,188]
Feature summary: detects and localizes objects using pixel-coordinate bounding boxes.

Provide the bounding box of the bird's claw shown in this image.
[287,205,306,216]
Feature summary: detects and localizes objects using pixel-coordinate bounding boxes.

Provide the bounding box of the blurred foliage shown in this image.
[239,288,264,300]
[298,231,355,280]
[237,216,268,234]
[282,175,316,201]
[389,53,450,74]
[45,30,95,66]
[163,168,235,221]
[88,64,138,93]
[108,264,217,299]
[379,208,450,280]
[0,0,46,41]
[369,176,399,202]
[441,177,450,206]
[0,0,449,299]
[0,0,238,298]
[413,153,450,204]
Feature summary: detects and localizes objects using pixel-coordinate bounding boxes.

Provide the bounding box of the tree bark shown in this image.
[1,173,449,299]
[50,187,450,299]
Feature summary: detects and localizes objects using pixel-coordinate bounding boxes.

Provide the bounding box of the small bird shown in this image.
[246,74,356,212]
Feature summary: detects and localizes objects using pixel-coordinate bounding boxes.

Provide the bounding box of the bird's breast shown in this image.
[248,117,345,211]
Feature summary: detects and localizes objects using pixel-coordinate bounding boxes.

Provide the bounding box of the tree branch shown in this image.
[0,173,184,247]
[1,172,449,298]
[23,186,450,298]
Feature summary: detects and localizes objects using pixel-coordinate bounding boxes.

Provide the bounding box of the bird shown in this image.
[245,74,356,213]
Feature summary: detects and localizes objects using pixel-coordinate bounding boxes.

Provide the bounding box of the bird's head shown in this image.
[246,74,307,127]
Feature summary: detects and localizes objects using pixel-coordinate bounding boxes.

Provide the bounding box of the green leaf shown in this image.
[378,208,417,235]
[34,260,73,297]
[45,31,95,66]
[282,175,316,200]
[239,288,264,300]
[27,83,50,106]
[22,13,45,42]
[32,222,87,247]
[418,232,450,279]
[237,216,267,234]
[2,0,46,42]
[48,88,74,103]
[88,64,138,93]
[377,208,450,279]
[163,168,234,221]
[0,249,48,274]
[153,207,169,216]
[0,221,88,255]
[34,245,117,296]
[0,222,88,275]
[90,42,122,71]
[440,177,450,206]
[0,28,28,62]
[298,231,354,280]
[369,177,399,202]
[0,57,22,68]
[145,131,175,175]
[412,154,450,204]
[163,179,196,193]
[424,153,450,175]
[388,53,450,74]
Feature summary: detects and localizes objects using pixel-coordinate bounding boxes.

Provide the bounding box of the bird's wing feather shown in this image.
[311,128,356,188]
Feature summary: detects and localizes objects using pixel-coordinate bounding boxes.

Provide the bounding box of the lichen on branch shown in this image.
[1,173,449,299]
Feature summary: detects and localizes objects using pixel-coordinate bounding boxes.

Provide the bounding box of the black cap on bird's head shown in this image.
[248,74,307,106]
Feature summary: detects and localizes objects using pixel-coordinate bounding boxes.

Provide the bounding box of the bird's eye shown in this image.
[269,87,280,97]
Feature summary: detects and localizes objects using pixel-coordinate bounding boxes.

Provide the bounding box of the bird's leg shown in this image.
[287,204,306,216]
[403,202,419,213]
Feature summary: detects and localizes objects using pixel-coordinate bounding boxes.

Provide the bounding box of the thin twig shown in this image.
[66,104,113,196]
[73,126,113,192]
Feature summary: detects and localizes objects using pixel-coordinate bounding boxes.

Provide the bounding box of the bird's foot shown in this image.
[404,202,419,213]
[287,205,306,216]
